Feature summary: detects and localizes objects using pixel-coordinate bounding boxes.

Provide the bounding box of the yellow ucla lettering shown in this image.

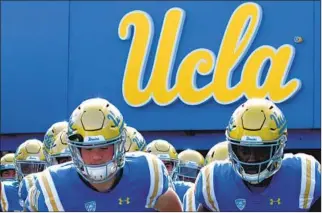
[148,8,185,105]
[119,2,301,107]
[118,10,154,107]
[211,2,263,104]
[176,49,215,105]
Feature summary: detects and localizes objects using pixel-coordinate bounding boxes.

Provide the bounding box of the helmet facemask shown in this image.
[174,161,201,183]
[157,155,177,179]
[44,148,72,166]
[68,131,126,184]
[15,160,47,182]
[227,134,286,184]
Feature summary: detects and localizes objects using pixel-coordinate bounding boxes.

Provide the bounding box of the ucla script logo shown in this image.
[118,2,301,107]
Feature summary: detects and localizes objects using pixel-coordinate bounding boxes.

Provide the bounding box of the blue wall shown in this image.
[1,1,320,150]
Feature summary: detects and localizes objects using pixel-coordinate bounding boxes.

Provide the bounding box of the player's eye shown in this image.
[239,146,250,156]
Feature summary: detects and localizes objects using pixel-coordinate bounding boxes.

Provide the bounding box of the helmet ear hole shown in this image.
[69,134,83,142]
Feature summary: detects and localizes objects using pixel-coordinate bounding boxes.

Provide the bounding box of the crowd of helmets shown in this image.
[0,121,228,184]
[0,119,229,209]
[3,97,314,212]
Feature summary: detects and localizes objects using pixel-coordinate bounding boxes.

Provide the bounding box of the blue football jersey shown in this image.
[0,180,23,211]
[183,186,200,211]
[195,153,321,211]
[173,181,194,203]
[26,152,170,211]
[18,173,37,210]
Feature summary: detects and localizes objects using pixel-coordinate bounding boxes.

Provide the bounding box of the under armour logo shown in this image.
[119,197,130,205]
[269,198,281,205]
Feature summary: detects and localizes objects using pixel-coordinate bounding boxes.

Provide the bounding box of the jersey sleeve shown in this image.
[183,187,197,211]
[312,158,321,206]
[194,164,219,211]
[25,169,65,212]
[18,178,27,210]
[145,154,171,208]
[20,174,38,211]
[25,182,48,212]
[297,153,321,210]
[0,182,9,212]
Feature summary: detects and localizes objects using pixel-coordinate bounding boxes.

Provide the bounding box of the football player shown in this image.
[43,130,72,165]
[0,153,16,181]
[42,121,70,165]
[183,142,228,211]
[15,139,47,210]
[1,179,22,211]
[173,149,204,204]
[195,98,321,211]
[124,125,147,152]
[15,139,47,183]
[0,153,21,211]
[25,98,182,211]
[1,138,46,212]
[20,124,70,211]
[145,139,178,179]
[43,121,68,149]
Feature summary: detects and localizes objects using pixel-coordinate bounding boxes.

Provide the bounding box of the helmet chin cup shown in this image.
[82,162,117,183]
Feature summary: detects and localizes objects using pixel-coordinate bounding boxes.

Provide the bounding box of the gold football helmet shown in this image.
[205,141,229,164]
[226,98,287,184]
[174,149,204,182]
[43,121,68,151]
[43,121,70,165]
[0,153,16,181]
[67,98,125,183]
[145,139,178,177]
[124,126,146,152]
[43,130,72,165]
[15,139,47,182]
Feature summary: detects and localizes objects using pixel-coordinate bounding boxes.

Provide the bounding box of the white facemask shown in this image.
[85,163,117,182]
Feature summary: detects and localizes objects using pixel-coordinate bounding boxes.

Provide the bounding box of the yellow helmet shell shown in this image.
[205,141,229,164]
[0,153,15,170]
[43,130,71,165]
[226,98,287,142]
[15,139,46,162]
[68,98,124,142]
[145,139,178,161]
[178,149,205,167]
[43,121,68,152]
[52,131,70,156]
[1,153,15,165]
[15,139,47,181]
[124,126,146,152]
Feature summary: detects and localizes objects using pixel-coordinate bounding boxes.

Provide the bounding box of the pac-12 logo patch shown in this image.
[85,201,96,212]
[235,198,246,210]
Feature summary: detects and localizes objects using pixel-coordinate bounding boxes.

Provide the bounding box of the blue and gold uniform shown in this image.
[26,152,170,211]
[18,174,37,210]
[183,186,199,211]
[195,153,321,211]
[195,99,321,211]
[173,181,193,203]
[0,180,23,212]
